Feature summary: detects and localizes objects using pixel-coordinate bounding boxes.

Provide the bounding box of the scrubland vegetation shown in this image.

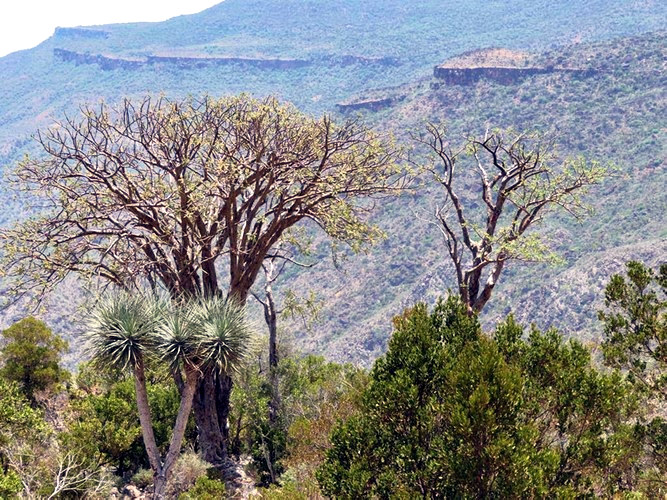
[0,1,665,498]
[0,261,664,498]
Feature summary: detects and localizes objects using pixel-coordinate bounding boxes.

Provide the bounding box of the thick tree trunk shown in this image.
[192,373,233,467]
[190,280,248,470]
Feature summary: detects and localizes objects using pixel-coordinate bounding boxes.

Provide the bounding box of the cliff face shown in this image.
[433,65,596,85]
[53,49,143,70]
[53,27,109,39]
[53,49,310,70]
[336,97,394,113]
[53,49,400,72]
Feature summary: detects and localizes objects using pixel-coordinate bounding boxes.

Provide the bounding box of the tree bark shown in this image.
[192,374,227,466]
[162,367,199,474]
[132,358,162,477]
[264,272,280,427]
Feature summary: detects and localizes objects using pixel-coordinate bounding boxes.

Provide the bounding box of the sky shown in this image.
[0,0,222,58]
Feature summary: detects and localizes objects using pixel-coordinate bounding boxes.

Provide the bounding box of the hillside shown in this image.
[0,2,665,365]
[301,32,667,362]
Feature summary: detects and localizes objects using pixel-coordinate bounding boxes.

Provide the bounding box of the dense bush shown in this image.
[317,297,654,497]
[0,317,69,403]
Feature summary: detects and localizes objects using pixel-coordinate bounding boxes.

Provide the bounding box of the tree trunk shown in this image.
[152,475,167,500]
[162,366,199,474]
[265,283,280,427]
[132,358,162,476]
[192,373,233,467]
[193,375,224,465]
[191,282,247,470]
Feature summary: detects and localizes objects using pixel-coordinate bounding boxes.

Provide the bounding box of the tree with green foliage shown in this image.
[598,260,667,493]
[86,292,253,499]
[0,317,69,402]
[0,94,403,464]
[230,352,364,488]
[415,127,606,314]
[0,378,47,497]
[494,317,644,496]
[599,260,666,393]
[0,377,110,498]
[318,298,644,498]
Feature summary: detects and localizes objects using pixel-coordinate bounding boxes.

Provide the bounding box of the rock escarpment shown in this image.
[53,49,401,71]
[434,47,595,85]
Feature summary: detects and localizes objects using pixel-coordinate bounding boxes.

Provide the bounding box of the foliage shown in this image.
[494,317,643,496]
[0,316,69,402]
[597,261,667,494]
[131,468,154,489]
[165,451,211,498]
[0,378,47,497]
[598,260,666,394]
[62,363,189,478]
[318,297,648,497]
[84,292,253,498]
[416,126,606,314]
[229,352,366,491]
[0,94,402,305]
[178,475,226,500]
[0,378,110,498]
[0,467,21,499]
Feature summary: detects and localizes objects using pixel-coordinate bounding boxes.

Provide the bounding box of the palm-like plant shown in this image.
[86,292,253,499]
[195,295,254,375]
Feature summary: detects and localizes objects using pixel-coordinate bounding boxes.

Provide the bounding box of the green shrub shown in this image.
[0,469,22,498]
[178,476,226,499]
[131,469,153,489]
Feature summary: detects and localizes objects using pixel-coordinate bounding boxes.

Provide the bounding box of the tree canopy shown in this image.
[416,126,606,313]
[0,94,403,304]
[317,298,647,497]
[0,317,69,402]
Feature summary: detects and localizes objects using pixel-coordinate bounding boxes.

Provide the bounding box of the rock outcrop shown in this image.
[433,47,596,85]
[53,49,310,70]
[53,49,401,72]
[336,97,394,113]
[53,49,142,70]
[54,27,110,39]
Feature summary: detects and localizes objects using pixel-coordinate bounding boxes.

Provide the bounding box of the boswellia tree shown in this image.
[0,94,403,464]
[415,126,606,314]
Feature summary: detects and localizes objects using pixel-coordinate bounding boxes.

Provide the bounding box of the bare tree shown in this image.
[1,443,111,499]
[0,94,403,465]
[415,125,606,314]
[251,243,319,482]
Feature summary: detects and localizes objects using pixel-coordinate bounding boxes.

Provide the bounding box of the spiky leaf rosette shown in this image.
[194,296,254,375]
[155,298,200,371]
[86,292,159,371]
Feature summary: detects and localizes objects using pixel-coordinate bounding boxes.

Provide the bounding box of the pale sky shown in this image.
[0,0,222,58]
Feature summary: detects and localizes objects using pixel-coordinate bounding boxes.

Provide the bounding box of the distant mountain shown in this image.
[0,1,665,364]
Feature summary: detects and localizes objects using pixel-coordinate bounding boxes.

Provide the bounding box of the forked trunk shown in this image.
[136,356,201,500]
[152,476,167,500]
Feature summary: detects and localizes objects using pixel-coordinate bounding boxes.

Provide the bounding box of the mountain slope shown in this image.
[0,2,665,364]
